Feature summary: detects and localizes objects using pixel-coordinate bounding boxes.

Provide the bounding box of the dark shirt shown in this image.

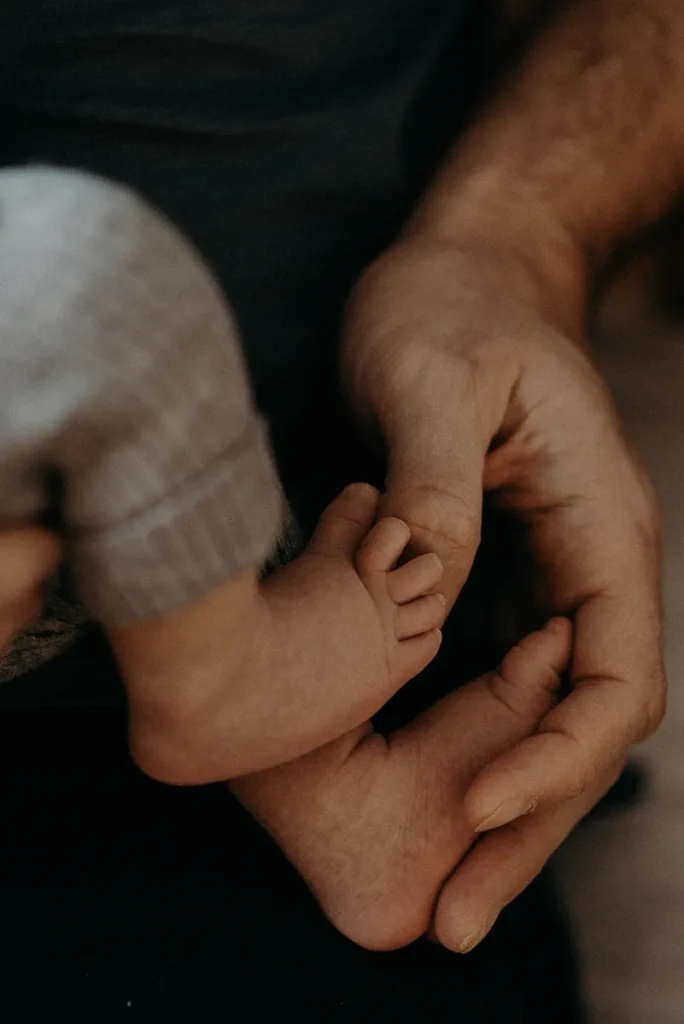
[3,1,492,514]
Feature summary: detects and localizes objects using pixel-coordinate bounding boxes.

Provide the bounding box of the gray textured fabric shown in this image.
[0,166,285,630]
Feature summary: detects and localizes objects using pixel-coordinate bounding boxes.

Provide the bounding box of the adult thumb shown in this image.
[382,401,487,610]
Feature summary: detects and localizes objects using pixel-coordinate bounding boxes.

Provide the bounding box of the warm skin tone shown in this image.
[0,508,573,956]
[111,484,445,783]
[342,0,675,949]
[231,613,574,952]
[2,0,681,953]
[0,529,62,650]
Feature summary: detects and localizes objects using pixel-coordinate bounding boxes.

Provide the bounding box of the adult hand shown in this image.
[342,223,665,951]
[0,528,61,652]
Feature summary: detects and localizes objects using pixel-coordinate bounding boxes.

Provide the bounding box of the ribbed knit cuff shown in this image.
[70,418,285,625]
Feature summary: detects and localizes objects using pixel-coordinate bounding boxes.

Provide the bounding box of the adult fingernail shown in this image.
[457,919,495,954]
[457,927,486,954]
[474,795,538,833]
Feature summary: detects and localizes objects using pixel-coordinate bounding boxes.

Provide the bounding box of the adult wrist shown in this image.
[404,169,589,343]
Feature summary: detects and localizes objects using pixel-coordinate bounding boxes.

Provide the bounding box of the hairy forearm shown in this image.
[414,0,684,270]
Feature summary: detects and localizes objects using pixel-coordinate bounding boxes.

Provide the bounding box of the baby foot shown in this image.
[303,481,448,685]
[230,617,572,950]
[118,481,448,786]
[256,483,447,758]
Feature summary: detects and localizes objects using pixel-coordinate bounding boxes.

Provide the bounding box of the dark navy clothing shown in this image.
[4,1,491,499]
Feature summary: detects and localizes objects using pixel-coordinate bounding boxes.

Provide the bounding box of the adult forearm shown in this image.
[412,0,684,295]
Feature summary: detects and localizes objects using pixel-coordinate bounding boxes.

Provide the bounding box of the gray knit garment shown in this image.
[0,167,285,680]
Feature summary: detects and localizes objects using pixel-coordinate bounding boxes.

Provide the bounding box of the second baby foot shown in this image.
[231,618,572,950]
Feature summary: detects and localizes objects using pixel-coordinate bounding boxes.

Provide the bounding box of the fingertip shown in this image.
[456,922,495,955]
[433,890,497,955]
[471,794,538,834]
[462,751,545,833]
[462,774,511,834]
[462,776,486,829]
